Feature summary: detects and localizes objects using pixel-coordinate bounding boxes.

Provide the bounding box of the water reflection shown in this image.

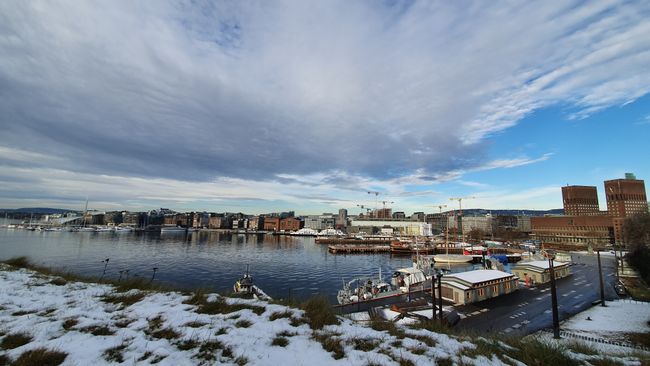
[0,229,502,302]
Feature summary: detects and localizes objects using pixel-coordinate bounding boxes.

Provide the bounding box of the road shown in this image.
[455,252,619,336]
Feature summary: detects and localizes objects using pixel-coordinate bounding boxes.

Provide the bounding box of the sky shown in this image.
[0,0,649,215]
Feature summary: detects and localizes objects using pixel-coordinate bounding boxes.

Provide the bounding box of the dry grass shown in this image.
[352,338,378,352]
[369,319,406,339]
[269,310,293,321]
[176,339,201,351]
[80,325,115,336]
[49,277,67,286]
[11,310,37,316]
[145,315,180,340]
[313,332,345,360]
[271,336,289,347]
[102,343,128,363]
[302,296,339,330]
[12,348,67,366]
[0,332,32,350]
[183,320,207,328]
[235,320,252,328]
[62,318,78,331]
[101,292,146,307]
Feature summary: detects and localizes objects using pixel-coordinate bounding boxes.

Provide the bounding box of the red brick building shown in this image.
[562,185,600,216]
[280,217,301,231]
[263,217,280,231]
[531,215,614,248]
[605,176,648,244]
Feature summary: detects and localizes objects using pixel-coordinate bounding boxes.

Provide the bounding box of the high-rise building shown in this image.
[562,185,600,216]
[605,175,648,218]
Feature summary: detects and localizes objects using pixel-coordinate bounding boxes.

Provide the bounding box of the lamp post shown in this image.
[544,250,560,339]
[597,250,606,307]
[431,259,436,321]
[437,270,444,321]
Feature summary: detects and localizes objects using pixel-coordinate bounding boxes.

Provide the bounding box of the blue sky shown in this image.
[0,1,648,215]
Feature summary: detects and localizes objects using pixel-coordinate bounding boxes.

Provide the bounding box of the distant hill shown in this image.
[0,208,78,214]
[459,208,564,216]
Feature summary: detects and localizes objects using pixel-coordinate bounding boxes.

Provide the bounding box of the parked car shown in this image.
[614,282,627,297]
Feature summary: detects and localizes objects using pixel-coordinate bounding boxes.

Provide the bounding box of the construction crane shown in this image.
[356,204,372,217]
[449,196,475,242]
[381,200,394,209]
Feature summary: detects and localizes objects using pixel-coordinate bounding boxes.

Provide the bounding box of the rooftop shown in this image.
[443,269,514,284]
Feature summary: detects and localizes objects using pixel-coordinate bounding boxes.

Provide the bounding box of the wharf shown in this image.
[328,245,391,254]
[317,238,392,245]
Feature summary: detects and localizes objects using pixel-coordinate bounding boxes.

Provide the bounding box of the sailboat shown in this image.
[432,225,472,264]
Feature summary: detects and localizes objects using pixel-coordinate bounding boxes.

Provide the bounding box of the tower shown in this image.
[561,185,600,216]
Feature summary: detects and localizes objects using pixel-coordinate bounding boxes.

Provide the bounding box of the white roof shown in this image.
[443,270,514,284]
[515,260,568,270]
[396,267,425,275]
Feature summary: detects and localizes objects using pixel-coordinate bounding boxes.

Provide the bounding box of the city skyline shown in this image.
[1,1,649,215]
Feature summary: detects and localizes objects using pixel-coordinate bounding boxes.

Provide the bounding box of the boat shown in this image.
[336,266,431,306]
[433,254,473,263]
[160,226,187,233]
[290,228,319,236]
[233,266,271,301]
[115,226,134,233]
[95,226,115,232]
[317,228,345,237]
[390,238,435,255]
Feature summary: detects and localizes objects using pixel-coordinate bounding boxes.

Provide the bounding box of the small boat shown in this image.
[291,228,319,236]
[390,238,435,255]
[336,267,431,306]
[233,266,271,301]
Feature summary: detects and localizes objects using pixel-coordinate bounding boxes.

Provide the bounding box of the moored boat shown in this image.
[336,267,432,307]
[233,266,271,301]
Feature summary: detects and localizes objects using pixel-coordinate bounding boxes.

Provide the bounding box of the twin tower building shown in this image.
[531,173,648,248]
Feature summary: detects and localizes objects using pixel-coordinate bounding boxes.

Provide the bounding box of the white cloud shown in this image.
[0,1,647,209]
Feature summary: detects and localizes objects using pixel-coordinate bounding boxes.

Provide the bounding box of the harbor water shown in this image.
[0,229,507,302]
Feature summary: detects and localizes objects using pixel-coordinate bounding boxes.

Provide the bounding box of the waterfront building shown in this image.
[349,219,431,236]
[375,208,392,219]
[392,211,406,219]
[439,270,519,305]
[447,215,494,236]
[304,214,336,230]
[411,212,425,222]
[336,209,348,229]
[280,217,301,231]
[247,216,263,231]
[511,260,571,284]
[263,217,280,231]
[530,215,613,248]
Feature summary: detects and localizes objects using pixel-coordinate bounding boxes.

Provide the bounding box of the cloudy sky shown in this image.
[0,0,649,215]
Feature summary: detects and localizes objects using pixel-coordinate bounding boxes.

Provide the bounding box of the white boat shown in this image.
[433,254,474,263]
[291,228,319,236]
[160,226,187,233]
[318,228,345,236]
[77,227,96,232]
[336,267,431,306]
[115,226,134,233]
[95,226,115,232]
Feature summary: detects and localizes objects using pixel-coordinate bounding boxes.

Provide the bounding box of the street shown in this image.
[455,253,619,335]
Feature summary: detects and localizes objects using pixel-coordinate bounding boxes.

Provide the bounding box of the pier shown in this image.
[327,245,391,254]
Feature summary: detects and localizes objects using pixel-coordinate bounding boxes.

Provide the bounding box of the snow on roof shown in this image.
[514,260,568,270]
[396,267,425,275]
[442,269,514,284]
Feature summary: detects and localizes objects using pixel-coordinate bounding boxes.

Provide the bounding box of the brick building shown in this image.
[562,185,600,216]
[531,215,614,248]
[605,175,648,244]
[280,217,301,231]
[263,217,280,231]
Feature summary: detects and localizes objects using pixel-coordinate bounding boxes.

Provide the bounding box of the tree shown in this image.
[622,213,650,283]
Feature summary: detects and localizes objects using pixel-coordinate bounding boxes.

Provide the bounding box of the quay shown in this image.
[317,238,392,245]
[327,245,391,254]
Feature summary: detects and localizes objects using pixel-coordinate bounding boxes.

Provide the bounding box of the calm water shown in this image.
[0,229,497,302]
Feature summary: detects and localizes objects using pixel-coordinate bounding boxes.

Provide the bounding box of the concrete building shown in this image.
[562,185,600,216]
[392,211,406,219]
[349,219,432,236]
[511,260,571,284]
[304,214,336,230]
[247,216,263,231]
[375,208,392,219]
[448,215,493,235]
[440,270,519,305]
[336,209,348,229]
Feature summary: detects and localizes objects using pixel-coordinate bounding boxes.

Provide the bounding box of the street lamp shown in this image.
[543,249,560,339]
[597,250,606,307]
[436,270,444,321]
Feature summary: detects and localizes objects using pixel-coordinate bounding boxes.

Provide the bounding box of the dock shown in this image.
[317,238,392,245]
[328,245,391,254]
